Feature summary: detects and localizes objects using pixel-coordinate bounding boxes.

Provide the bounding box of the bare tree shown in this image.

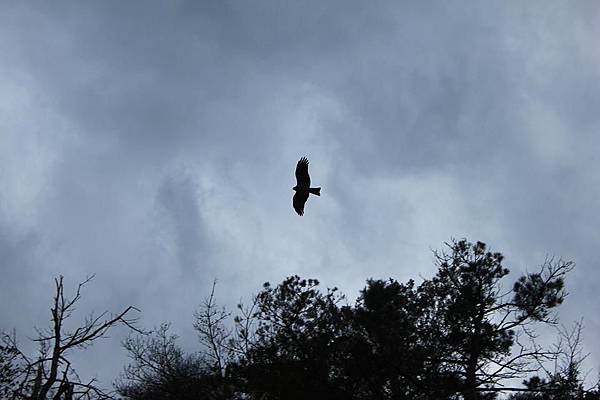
[1,275,140,400]
[192,280,236,399]
[192,280,231,377]
[117,323,214,400]
[231,294,260,361]
[117,280,241,400]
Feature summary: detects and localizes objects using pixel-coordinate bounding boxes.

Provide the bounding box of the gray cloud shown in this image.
[1,0,599,388]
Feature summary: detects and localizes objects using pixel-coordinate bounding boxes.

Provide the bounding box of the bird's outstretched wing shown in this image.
[293,191,309,216]
[295,157,311,187]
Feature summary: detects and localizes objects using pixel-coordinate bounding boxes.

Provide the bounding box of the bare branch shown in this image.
[3,275,139,400]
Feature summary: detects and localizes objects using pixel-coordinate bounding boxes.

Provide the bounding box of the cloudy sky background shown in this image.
[1,0,600,389]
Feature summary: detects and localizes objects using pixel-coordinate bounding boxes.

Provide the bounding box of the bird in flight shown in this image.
[293,157,321,216]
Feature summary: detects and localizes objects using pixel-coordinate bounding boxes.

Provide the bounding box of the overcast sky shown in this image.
[1,0,600,390]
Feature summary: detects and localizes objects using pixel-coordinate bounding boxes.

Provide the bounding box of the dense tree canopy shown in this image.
[3,239,597,400]
[114,239,594,400]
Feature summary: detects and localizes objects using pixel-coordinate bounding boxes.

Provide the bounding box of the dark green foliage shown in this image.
[348,278,456,399]
[508,371,600,400]
[0,343,22,399]
[233,275,352,400]
[424,240,573,400]
[512,271,565,322]
[508,321,600,400]
[116,239,583,400]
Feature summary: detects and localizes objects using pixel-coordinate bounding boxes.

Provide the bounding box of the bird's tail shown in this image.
[309,187,321,196]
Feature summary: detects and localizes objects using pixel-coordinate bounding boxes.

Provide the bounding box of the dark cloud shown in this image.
[1,0,600,387]
[157,172,206,275]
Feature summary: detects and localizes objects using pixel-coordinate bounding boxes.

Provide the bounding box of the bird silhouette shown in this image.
[292,157,321,216]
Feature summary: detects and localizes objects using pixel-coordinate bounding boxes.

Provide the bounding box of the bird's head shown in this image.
[292,185,298,191]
